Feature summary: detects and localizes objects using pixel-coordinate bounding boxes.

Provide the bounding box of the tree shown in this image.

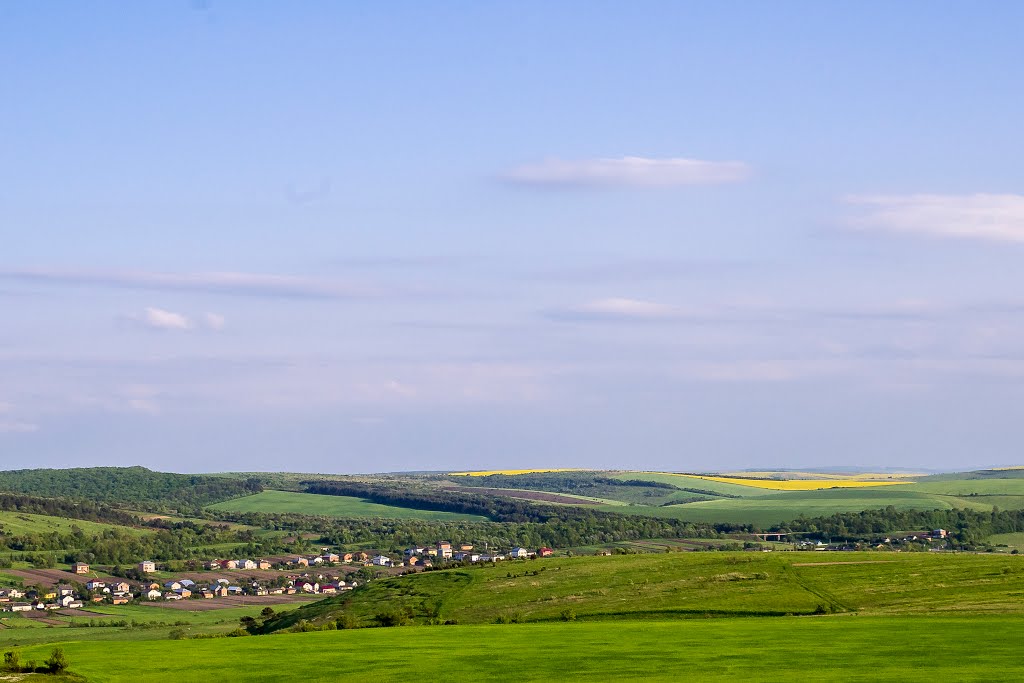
[45,647,69,673]
[3,650,20,672]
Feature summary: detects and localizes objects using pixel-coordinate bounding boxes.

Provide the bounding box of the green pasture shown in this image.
[207,490,488,521]
[13,616,1024,682]
[0,511,148,537]
[608,472,784,497]
[987,531,1024,550]
[597,487,1003,526]
[265,551,1024,630]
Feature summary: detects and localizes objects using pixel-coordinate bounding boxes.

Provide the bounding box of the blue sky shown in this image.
[3,2,1024,473]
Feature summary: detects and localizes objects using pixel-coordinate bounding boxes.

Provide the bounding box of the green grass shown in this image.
[261,551,1024,631]
[608,472,785,497]
[207,490,488,521]
[594,487,1000,526]
[987,531,1024,550]
[13,616,1024,682]
[0,511,149,537]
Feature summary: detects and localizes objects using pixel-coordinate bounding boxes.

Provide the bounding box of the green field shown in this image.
[208,490,488,521]
[14,616,1024,682]
[0,511,149,537]
[260,551,1024,631]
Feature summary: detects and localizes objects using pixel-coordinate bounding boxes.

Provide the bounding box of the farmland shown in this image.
[208,490,488,521]
[0,511,150,538]
[11,616,1024,682]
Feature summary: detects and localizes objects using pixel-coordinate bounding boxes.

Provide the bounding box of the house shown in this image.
[308,556,324,565]
[42,589,57,600]
[933,529,948,539]
[71,562,90,574]
[11,602,33,612]
[294,579,319,593]
[222,559,239,570]
[424,547,439,557]
[175,588,192,599]
[404,547,424,557]
[86,580,106,591]
[321,553,339,563]
[341,553,354,563]
[146,589,162,600]
[371,555,391,567]
[320,584,338,594]
[238,559,257,570]
[407,556,420,566]
[111,581,131,593]
[355,552,370,562]
[200,590,214,599]
[509,547,529,559]
[460,544,474,551]
[227,586,243,594]
[8,588,24,598]
[138,560,156,573]
[111,596,130,605]
[60,595,81,608]
[257,560,272,570]
[212,585,229,598]
[205,560,223,570]
[163,581,182,591]
[164,593,182,601]
[436,541,453,559]
[57,584,75,597]
[538,547,554,557]
[179,579,195,588]
[291,556,310,567]
[254,587,269,596]
[44,603,60,610]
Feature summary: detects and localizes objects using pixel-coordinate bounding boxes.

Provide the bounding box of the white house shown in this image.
[509,547,529,558]
[138,560,156,573]
[371,555,391,566]
[86,580,107,591]
[146,589,162,600]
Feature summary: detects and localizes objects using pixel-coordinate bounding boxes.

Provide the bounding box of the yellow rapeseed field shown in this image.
[692,475,911,491]
[721,471,924,481]
[448,468,582,477]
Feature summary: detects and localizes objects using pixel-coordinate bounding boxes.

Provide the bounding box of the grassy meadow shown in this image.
[13,616,1024,682]
[207,490,488,521]
[261,551,1024,630]
[0,511,150,537]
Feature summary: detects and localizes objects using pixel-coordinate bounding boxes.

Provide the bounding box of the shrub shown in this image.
[45,647,69,673]
[560,608,577,622]
[3,650,20,672]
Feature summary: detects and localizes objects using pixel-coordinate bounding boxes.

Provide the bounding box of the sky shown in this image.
[2,2,1024,473]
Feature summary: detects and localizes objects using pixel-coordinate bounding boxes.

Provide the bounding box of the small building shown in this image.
[146,589,162,600]
[71,562,90,575]
[371,555,391,567]
[460,544,474,551]
[138,560,156,573]
[10,602,33,612]
[163,581,182,591]
[57,584,75,597]
[933,529,948,539]
[509,547,529,559]
[111,581,131,593]
[86,580,106,591]
[321,553,339,563]
[436,542,453,559]
[257,560,272,570]
[538,547,554,557]
[111,596,129,605]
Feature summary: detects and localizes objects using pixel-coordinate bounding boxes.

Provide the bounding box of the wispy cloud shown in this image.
[502,156,751,188]
[127,308,226,332]
[549,297,682,321]
[0,268,381,299]
[846,193,1024,242]
[0,402,38,434]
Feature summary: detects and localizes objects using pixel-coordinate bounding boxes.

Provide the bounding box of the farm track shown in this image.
[8,568,116,585]
[782,563,853,612]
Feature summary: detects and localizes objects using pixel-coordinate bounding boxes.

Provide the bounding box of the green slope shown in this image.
[208,490,488,521]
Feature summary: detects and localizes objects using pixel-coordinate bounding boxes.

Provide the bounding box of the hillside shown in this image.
[257,551,1024,632]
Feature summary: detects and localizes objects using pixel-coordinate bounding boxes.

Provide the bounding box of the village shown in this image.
[0,542,555,613]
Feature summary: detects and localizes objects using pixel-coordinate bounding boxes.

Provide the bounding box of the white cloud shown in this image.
[141,307,191,331]
[551,297,681,320]
[846,193,1024,242]
[0,420,38,433]
[503,156,751,187]
[203,312,226,330]
[0,268,380,298]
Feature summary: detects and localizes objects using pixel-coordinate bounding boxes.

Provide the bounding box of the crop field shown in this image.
[207,490,488,521]
[720,471,925,480]
[13,615,1024,682]
[690,475,909,491]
